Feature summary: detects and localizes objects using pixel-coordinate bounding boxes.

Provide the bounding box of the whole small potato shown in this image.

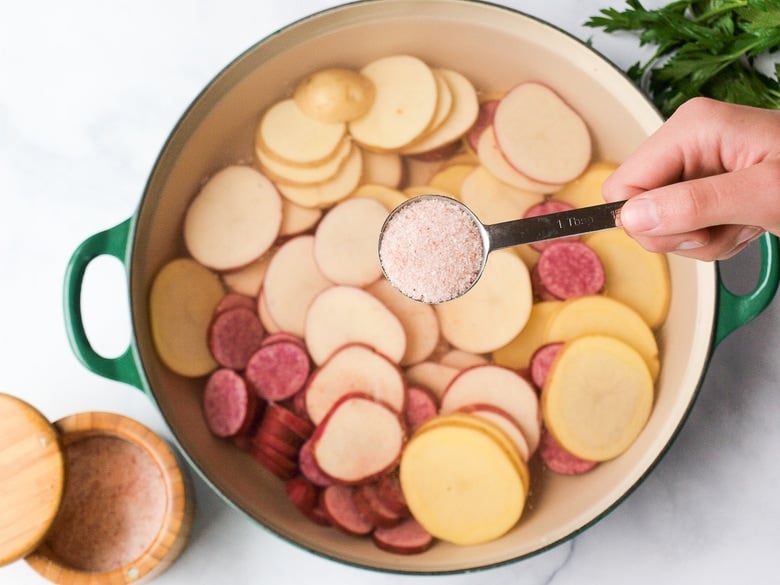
[294,68,375,124]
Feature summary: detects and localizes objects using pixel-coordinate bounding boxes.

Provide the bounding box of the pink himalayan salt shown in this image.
[380,197,484,303]
[46,435,167,572]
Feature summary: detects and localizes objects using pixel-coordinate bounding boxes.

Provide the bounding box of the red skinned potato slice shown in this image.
[304,285,406,365]
[320,484,374,535]
[276,145,363,209]
[184,165,282,271]
[285,475,320,518]
[467,99,499,152]
[349,55,438,151]
[366,278,439,366]
[149,258,224,377]
[494,82,591,184]
[458,403,531,462]
[263,235,333,337]
[352,483,404,528]
[477,126,562,194]
[372,517,434,555]
[312,393,406,484]
[313,197,387,286]
[440,364,541,454]
[257,98,346,165]
[434,250,532,354]
[202,369,258,438]
[304,343,406,425]
[298,439,333,488]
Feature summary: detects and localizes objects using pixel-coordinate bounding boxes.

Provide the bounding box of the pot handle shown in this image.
[715,233,780,345]
[63,217,145,390]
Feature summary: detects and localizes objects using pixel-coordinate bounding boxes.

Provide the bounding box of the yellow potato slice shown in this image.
[459,166,544,225]
[400,419,527,545]
[257,98,346,165]
[349,55,438,151]
[583,229,671,330]
[350,183,408,211]
[293,67,375,124]
[542,335,654,461]
[428,163,476,198]
[275,146,363,209]
[493,300,564,369]
[555,161,618,209]
[183,165,282,271]
[149,258,224,377]
[435,249,532,354]
[544,295,660,380]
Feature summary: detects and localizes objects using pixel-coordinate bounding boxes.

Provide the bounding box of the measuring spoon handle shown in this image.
[485,200,625,250]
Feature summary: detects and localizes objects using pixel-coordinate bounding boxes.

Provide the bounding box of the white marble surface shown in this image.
[3,1,780,583]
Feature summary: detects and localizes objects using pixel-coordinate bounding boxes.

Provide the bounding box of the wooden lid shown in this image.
[0,393,65,566]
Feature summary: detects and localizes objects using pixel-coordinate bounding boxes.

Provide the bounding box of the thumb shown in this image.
[618,159,780,237]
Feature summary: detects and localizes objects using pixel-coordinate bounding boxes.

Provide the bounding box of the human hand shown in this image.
[602,97,780,261]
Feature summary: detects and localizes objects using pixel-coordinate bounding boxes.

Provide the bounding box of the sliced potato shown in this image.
[367,278,440,366]
[428,163,476,198]
[294,68,375,124]
[477,126,562,194]
[400,417,527,545]
[404,361,459,400]
[402,68,479,155]
[184,165,282,271]
[257,98,346,165]
[149,258,224,377]
[361,150,404,188]
[304,285,406,365]
[263,235,333,337]
[350,183,408,211]
[544,295,660,380]
[256,136,352,186]
[555,161,619,209]
[460,166,543,224]
[276,145,363,208]
[313,197,387,286]
[279,198,323,237]
[221,247,276,297]
[584,230,671,329]
[493,300,564,369]
[435,250,532,354]
[542,335,654,461]
[349,55,438,151]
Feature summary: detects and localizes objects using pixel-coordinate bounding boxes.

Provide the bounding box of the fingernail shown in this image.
[676,240,705,251]
[735,226,763,247]
[620,198,659,232]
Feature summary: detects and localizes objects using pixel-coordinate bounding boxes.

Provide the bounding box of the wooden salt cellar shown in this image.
[0,394,194,584]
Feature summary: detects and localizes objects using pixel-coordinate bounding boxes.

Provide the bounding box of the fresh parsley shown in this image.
[585,0,780,117]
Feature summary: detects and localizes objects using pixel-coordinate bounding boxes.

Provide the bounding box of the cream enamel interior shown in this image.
[127,0,717,573]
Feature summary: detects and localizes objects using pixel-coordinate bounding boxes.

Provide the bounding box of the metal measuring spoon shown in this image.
[378,194,624,304]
